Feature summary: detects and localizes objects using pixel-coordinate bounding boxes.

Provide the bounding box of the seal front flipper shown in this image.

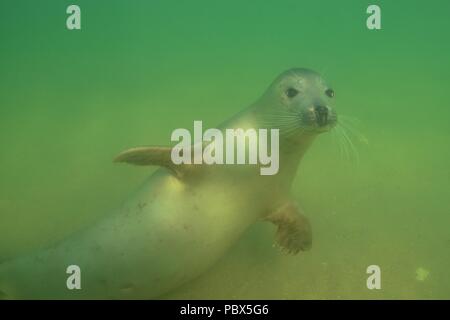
[265,202,312,254]
[114,146,183,177]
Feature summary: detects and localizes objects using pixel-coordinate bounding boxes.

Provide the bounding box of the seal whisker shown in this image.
[333,126,349,160]
[339,114,362,125]
[338,117,369,146]
[261,112,295,116]
[331,128,343,160]
[337,125,353,161]
[260,121,299,130]
[280,126,301,135]
[337,123,360,164]
[261,114,301,121]
[338,126,353,161]
[260,116,301,129]
[281,125,304,137]
[261,117,299,123]
[335,129,346,161]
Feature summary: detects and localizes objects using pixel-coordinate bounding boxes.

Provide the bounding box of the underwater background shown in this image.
[1,0,449,299]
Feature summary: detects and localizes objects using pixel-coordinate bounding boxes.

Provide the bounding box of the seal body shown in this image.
[0,68,337,299]
[0,169,271,299]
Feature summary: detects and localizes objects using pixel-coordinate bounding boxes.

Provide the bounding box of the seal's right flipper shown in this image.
[265,202,312,254]
[114,146,182,177]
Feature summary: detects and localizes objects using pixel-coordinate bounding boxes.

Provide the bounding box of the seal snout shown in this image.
[314,105,329,127]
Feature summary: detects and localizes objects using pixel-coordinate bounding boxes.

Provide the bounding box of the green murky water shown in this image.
[1,0,450,299]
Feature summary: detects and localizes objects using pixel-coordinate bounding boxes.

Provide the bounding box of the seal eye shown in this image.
[286,88,299,98]
[325,88,335,98]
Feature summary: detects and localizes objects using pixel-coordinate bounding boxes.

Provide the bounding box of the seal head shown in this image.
[257,68,337,137]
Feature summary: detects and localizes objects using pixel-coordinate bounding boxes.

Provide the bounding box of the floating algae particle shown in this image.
[415,267,430,281]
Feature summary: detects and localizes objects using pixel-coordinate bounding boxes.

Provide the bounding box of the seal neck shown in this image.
[218,106,318,188]
[277,133,317,187]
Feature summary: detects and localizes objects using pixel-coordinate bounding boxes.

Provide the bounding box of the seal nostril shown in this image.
[314,105,328,126]
[314,105,328,114]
